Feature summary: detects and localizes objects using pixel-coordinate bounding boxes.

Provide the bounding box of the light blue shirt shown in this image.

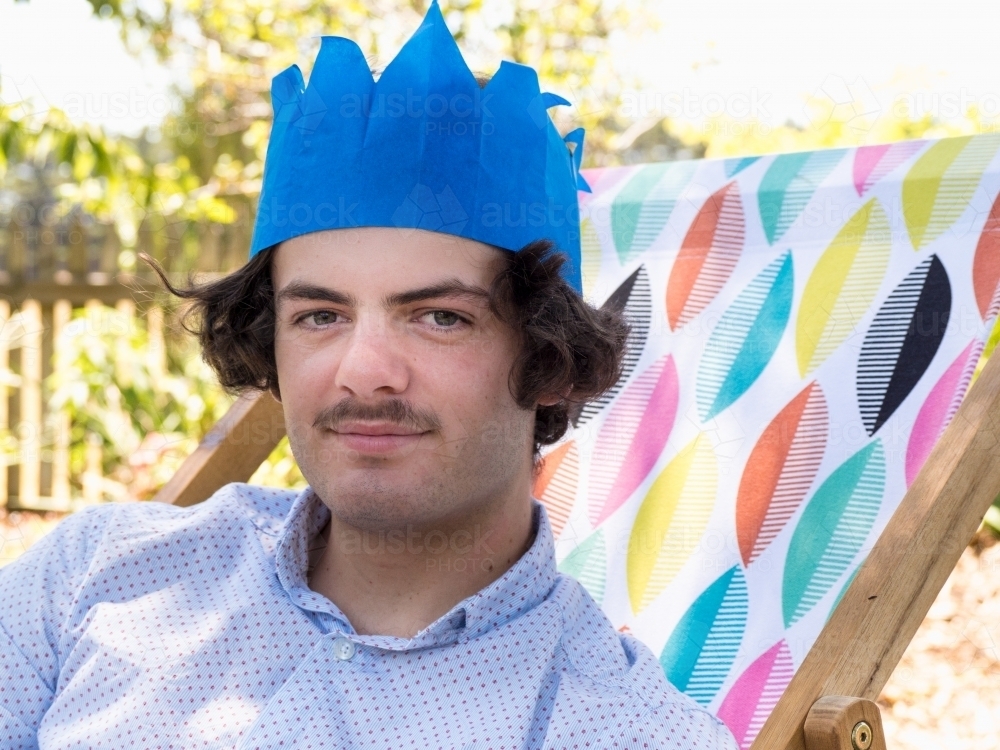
[0,483,737,749]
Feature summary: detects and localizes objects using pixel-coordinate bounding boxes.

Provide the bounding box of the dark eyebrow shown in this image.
[275,282,357,309]
[383,280,490,308]
[275,279,490,311]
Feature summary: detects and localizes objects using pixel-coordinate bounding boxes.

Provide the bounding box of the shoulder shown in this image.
[101,482,302,555]
[108,481,298,536]
[5,483,300,579]
[548,572,737,749]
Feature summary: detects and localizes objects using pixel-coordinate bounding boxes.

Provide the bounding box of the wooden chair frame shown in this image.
[153,342,1000,749]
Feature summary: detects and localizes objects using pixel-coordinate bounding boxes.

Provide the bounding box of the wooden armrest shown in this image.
[152,391,286,507]
[804,696,885,750]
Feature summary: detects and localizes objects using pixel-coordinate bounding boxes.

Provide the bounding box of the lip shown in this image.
[327,422,429,456]
[333,421,425,437]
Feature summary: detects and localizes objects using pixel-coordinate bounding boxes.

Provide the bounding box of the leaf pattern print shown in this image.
[579,217,603,299]
[571,265,652,426]
[697,252,793,421]
[611,161,698,262]
[533,441,579,540]
[758,149,845,245]
[557,530,607,604]
[723,156,760,178]
[857,255,951,436]
[903,134,1000,250]
[796,198,891,376]
[972,189,1000,321]
[905,340,981,487]
[736,382,828,567]
[716,641,795,750]
[659,566,748,705]
[667,181,745,331]
[588,356,679,527]
[852,140,925,196]
[782,439,885,628]
[627,434,717,613]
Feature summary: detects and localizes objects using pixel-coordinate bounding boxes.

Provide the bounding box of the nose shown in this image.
[333,313,410,398]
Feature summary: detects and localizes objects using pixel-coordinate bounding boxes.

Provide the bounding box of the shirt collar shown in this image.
[273,486,558,649]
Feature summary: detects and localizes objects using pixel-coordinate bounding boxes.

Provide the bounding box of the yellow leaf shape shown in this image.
[581,217,602,299]
[796,198,891,376]
[627,433,717,613]
[903,135,1000,250]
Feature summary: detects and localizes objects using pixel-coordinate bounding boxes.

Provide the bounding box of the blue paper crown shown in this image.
[249,0,590,292]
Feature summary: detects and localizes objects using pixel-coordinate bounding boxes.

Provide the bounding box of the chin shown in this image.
[308,468,461,532]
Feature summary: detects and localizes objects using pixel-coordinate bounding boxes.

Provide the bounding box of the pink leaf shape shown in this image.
[588,355,679,527]
[579,165,641,208]
[853,141,925,196]
[905,340,981,486]
[716,640,795,750]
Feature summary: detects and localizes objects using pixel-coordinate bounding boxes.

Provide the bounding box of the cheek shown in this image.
[274,333,339,407]
[421,333,518,419]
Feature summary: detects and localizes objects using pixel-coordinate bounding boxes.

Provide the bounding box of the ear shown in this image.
[268,384,282,404]
[536,387,571,407]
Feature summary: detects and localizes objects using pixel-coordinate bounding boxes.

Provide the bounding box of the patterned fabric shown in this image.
[0,483,737,749]
[543,132,1000,748]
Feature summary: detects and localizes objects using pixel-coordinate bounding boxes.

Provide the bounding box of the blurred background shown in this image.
[1,0,999,745]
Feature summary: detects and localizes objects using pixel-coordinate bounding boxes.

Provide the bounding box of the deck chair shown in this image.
[154,131,1000,750]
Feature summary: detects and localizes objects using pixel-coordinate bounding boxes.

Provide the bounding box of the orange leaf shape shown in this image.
[667,181,745,330]
[532,441,578,539]
[973,189,1000,321]
[736,382,828,566]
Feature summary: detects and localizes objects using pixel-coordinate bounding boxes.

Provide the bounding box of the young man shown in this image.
[0,4,737,748]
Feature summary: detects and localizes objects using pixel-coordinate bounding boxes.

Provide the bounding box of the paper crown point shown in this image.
[250,0,589,292]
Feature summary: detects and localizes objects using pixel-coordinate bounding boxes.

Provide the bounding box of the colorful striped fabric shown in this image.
[544,132,1000,748]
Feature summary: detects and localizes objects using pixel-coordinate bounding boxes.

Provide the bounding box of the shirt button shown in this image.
[331,637,356,661]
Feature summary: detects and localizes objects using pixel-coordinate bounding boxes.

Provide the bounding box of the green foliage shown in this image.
[984,496,1000,538]
[77,0,647,191]
[628,98,995,163]
[45,304,230,498]
[0,101,234,254]
[44,304,304,500]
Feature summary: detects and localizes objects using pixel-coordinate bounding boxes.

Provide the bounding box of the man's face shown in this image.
[272,227,536,532]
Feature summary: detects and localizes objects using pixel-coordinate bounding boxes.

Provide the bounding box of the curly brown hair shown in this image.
[144,240,628,456]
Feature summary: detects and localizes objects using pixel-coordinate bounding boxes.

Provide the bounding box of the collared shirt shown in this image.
[0,483,737,749]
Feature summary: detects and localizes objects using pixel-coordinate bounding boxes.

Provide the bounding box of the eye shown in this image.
[423,310,464,328]
[298,310,341,327]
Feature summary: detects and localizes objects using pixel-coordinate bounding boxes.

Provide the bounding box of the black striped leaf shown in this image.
[569,265,652,426]
[857,254,951,436]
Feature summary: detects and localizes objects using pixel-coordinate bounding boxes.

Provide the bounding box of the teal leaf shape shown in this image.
[611,161,698,263]
[659,566,748,705]
[696,252,794,421]
[558,530,607,604]
[724,156,760,178]
[758,149,846,244]
[783,440,885,628]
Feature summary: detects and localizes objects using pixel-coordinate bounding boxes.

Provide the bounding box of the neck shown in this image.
[307,487,536,639]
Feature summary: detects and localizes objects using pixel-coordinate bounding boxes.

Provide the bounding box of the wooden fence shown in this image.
[0,203,249,510]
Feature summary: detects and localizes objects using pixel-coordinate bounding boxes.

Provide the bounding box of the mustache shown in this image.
[312,398,443,433]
